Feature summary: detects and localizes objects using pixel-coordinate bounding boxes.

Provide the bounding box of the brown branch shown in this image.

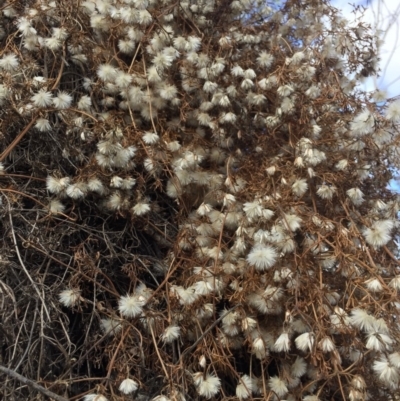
[0,115,38,162]
[0,188,76,222]
[178,304,241,363]
[105,328,130,380]
[384,245,400,265]
[0,364,69,401]
[51,46,66,91]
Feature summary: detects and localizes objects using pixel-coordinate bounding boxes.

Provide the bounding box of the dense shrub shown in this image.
[1,0,400,400]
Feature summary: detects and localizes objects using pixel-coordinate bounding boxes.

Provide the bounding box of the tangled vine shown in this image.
[1,0,400,400]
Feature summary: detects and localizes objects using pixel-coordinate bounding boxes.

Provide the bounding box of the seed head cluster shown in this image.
[0,0,400,401]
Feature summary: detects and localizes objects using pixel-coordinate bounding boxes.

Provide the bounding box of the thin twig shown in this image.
[0,115,38,162]
[51,45,66,91]
[178,304,241,363]
[105,326,130,380]
[0,188,76,222]
[150,324,171,382]
[14,302,37,371]
[0,364,69,401]
[5,196,51,321]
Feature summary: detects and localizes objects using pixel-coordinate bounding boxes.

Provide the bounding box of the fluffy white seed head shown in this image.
[389,352,400,369]
[351,375,366,390]
[59,288,81,307]
[53,91,72,109]
[280,213,302,232]
[170,285,198,305]
[100,318,122,336]
[386,99,400,122]
[257,52,274,68]
[87,178,105,194]
[291,356,307,377]
[17,17,37,36]
[132,202,151,216]
[389,276,400,290]
[295,332,315,352]
[346,188,364,205]
[46,176,70,194]
[335,159,348,171]
[366,331,393,351]
[83,395,108,401]
[161,325,181,343]
[277,84,294,97]
[318,337,336,352]
[119,378,138,394]
[159,84,178,100]
[236,374,253,399]
[247,245,277,271]
[193,372,221,399]
[118,39,136,54]
[272,332,290,352]
[97,64,117,81]
[44,36,62,50]
[231,65,244,77]
[32,90,53,108]
[143,132,160,144]
[350,308,376,332]
[35,118,51,132]
[363,220,394,248]
[303,396,320,401]
[317,185,336,200]
[243,200,263,219]
[51,25,70,38]
[373,89,387,102]
[118,294,146,318]
[268,376,288,398]
[292,178,308,197]
[0,53,19,71]
[66,183,86,199]
[364,278,383,293]
[48,199,65,214]
[373,357,399,384]
[78,95,92,110]
[305,85,320,98]
[350,109,375,137]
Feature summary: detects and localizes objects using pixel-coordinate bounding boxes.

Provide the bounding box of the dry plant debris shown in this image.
[0,0,400,400]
